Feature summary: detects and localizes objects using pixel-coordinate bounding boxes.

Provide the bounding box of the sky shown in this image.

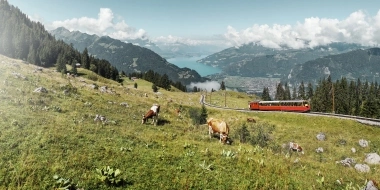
[7,0,380,49]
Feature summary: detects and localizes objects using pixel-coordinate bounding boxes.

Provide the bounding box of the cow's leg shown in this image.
[208,126,213,139]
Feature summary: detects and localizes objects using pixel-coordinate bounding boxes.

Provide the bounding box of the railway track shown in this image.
[200,95,380,127]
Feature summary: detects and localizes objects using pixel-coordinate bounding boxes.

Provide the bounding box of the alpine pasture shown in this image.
[0,54,379,189]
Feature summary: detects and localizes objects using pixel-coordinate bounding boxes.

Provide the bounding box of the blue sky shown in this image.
[7,0,380,48]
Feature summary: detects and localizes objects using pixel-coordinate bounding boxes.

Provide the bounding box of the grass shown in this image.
[0,54,380,189]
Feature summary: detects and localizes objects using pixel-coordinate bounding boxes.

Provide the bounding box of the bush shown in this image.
[250,123,275,148]
[235,123,251,143]
[188,105,208,125]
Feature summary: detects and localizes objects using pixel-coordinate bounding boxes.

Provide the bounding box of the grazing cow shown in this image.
[175,108,182,116]
[207,118,231,144]
[142,104,160,126]
[246,118,256,123]
[289,142,304,154]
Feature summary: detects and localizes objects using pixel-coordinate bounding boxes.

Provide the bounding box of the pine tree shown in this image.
[298,81,306,100]
[220,81,226,90]
[81,47,90,69]
[275,82,284,100]
[261,87,271,101]
[152,84,158,92]
[284,82,291,100]
[199,104,208,124]
[71,60,77,75]
[306,82,314,100]
[292,85,297,100]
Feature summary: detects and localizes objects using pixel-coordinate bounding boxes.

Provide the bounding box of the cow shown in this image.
[175,108,182,116]
[207,118,231,144]
[246,118,256,123]
[142,104,160,126]
[289,142,304,154]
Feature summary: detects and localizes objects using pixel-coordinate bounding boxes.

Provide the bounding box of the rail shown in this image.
[199,95,380,127]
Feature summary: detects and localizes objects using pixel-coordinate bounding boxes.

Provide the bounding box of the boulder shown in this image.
[365,180,378,190]
[354,164,370,173]
[337,157,355,167]
[364,153,380,165]
[315,147,324,153]
[33,87,48,93]
[316,132,326,141]
[359,139,369,147]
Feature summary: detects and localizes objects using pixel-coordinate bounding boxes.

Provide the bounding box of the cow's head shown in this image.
[141,114,146,124]
[221,133,230,144]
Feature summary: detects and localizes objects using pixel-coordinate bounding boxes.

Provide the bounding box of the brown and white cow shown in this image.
[207,118,231,144]
[289,142,304,154]
[142,104,160,126]
[175,108,181,116]
[246,117,256,123]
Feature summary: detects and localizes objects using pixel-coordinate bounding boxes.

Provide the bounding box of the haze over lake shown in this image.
[167,56,221,77]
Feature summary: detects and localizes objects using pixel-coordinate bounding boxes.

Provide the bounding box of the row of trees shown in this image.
[263,76,380,119]
[129,70,187,92]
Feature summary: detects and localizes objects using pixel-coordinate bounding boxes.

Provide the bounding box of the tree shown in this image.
[298,81,306,100]
[199,104,208,124]
[275,82,285,100]
[220,81,226,90]
[159,74,171,91]
[71,60,77,75]
[81,47,90,69]
[284,82,291,100]
[292,85,297,100]
[261,87,271,101]
[152,84,158,92]
[306,82,314,100]
[193,86,198,92]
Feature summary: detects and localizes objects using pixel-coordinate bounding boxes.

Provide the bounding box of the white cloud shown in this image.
[51,8,147,40]
[153,35,226,46]
[47,8,380,49]
[224,10,380,49]
[187,81,220,92]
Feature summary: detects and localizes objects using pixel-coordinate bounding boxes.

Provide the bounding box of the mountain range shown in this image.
[50,27,208,85]
[197,42,380,85]
[51,27,380,90]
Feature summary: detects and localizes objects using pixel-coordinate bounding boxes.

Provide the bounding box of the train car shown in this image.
[249,100,310,112]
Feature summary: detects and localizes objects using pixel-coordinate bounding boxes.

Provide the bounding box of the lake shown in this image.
[167,56,221,77]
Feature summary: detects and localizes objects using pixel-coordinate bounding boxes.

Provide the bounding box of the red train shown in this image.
[249,100,310,112]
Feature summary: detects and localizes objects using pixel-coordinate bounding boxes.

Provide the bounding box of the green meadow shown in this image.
[0,54,379,189]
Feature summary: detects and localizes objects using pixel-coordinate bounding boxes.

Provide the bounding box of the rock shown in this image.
[316,132,326,141]
[365,180,378,190]
[354,164,370,173]
[359,139,369,147]
[351,147,356,153]
[364,153,380,165]
[315,147,324,153]
[33,87,48,93]
[337,157,355,167]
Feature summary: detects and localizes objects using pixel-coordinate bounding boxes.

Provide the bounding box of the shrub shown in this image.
[250,123,275,148]
[188,105,208,125]
[235,123,251,143]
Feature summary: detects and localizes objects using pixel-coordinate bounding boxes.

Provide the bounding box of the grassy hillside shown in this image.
[0,54,379,189]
